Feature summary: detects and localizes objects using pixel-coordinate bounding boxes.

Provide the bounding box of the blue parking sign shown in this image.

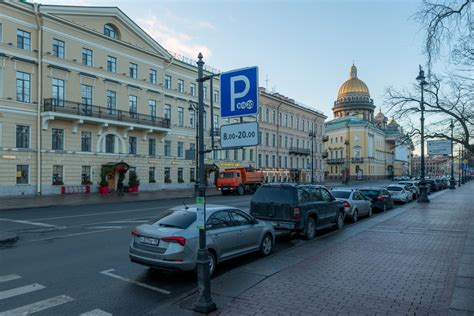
[220,67,258,118]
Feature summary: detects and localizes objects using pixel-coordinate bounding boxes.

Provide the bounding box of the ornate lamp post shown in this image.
[309,130,316,183]
[416,65,429,203]
[458,145,462,187]
[193,53,216,313]
[449,120,456,189]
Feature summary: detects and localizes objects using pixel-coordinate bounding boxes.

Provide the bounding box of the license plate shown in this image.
[139,236,159,246]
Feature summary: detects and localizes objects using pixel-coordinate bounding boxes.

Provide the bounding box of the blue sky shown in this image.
[38,0,426,119]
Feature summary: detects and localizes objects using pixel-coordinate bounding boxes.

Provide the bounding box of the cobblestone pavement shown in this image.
[205,183,474,316]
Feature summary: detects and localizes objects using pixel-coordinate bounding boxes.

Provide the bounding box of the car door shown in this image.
[206,210,239,260]
[230,210,261,254]
[320,187,338,224]
[309,186,325,224]
[354,191,370,215]
[382,189,393,208]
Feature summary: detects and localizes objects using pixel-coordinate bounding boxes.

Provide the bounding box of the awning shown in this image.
[102,161,130,172]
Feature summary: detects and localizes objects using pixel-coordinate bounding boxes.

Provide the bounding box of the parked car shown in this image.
[250,183,345,240]
[359,188,394,212]
[129,204,275,276]
[330,188,372,222]
[386,185,411,204]
[399,181,420,200]
[425,179,439,192]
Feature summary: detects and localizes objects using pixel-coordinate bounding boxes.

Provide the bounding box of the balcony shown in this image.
[322,150,328,159]
[43,99,170,130]
[322,135,329,142]
[351,157,364,163]
[289,147,310,155]
[326,158,346,164]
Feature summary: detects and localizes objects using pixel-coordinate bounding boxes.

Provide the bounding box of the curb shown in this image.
[0,232,19,248]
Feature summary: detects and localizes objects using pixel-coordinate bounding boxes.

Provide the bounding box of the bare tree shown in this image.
[386,75,473,153]
[386,0,473,154]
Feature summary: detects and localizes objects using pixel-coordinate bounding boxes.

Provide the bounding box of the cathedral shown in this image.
[324,64,411,180]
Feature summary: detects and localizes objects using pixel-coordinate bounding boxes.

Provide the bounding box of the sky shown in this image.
[36,0,427,120]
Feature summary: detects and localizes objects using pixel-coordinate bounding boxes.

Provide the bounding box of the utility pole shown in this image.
[193,53,216,314]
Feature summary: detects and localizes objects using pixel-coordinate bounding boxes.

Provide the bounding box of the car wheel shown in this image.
[303,217,316,240]
[352,209,358,223]
[260,234,273,256]
[208,251,217,277]
[336,211,344,230]
[237,185,245,195]
[368,206,373,217]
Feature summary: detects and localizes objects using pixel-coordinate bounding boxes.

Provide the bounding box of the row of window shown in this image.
[259,106,323,133]
[15,28,218,100]
[257,153,323,170]
[260,131,323,152]
[14,164,196,185]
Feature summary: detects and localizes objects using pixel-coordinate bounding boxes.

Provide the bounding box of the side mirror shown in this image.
[251,218,259,225]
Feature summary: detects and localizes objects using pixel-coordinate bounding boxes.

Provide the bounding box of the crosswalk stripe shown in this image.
[0,284,45,300]
[80,309,112,316]
[0,295,74,316]
[0,275,21,283]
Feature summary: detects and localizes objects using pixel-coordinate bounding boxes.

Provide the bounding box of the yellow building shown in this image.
[0,2,255,196]
[324,65,411,180]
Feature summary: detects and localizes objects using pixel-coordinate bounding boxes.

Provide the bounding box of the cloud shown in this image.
[137,15,212,58]
[198,21,215,30]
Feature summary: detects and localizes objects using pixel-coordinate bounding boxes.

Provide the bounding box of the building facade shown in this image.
[411,155,450,177]
[0,2,258,196]
[257,88,327,183]
[324,65,411,180]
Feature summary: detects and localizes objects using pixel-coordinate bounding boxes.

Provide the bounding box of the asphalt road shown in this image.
[0,181,401,315]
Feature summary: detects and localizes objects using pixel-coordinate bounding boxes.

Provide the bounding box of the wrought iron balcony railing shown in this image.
[326,158,346,164]
[351,157,364,163]
[289,147,310,155]
[44,98,170,129]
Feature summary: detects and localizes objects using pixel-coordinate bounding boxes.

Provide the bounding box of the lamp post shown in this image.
[309,130,316,183]
[458,145,462,187]
[449,120,456,189]
[344,139,350,184]
[416,65,429,203]
[193,53,216,313]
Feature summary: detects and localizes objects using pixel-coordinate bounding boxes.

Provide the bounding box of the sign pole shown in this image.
[193,53,216,314]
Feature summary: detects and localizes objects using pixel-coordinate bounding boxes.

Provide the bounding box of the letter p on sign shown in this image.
[220,66,258,118]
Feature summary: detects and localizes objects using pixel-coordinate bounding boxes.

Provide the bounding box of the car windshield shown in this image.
[332,191,351,199]
[149,210,196,229]
[359,190,380,197]
[220,172,236,178]
[387,187,402,191]
[252,186,296,204]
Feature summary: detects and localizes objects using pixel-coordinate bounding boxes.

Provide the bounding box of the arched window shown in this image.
[104,24,119,39]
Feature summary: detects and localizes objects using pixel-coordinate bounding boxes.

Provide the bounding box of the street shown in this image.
[0,181,404,315]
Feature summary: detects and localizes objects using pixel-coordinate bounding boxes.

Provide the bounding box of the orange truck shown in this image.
[216,167,264,195]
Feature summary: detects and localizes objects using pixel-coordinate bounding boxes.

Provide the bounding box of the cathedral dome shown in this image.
[337,64,370,98]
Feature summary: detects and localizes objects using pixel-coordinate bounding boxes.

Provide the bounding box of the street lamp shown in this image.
[309,130,316,183]
[416,65,429,203]
[449,120,456,189]
[458,145,462,187]
[193,53,216,313]
[188,101,201,195]
[344,139,350,184]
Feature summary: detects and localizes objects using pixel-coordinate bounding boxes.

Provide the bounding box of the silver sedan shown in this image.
[129,204,275,276]
[331,189,372,222]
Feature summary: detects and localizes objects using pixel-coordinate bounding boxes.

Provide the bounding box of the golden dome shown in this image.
[337,64,370,98]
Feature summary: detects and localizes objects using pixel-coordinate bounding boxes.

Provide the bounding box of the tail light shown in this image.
[292,207,301,219]
[162,236,186,246]
[131,229,139,237]
[342,201,351,211]
[377,195,385,201]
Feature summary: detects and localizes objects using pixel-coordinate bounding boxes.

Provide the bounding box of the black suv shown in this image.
[250,183,345,240]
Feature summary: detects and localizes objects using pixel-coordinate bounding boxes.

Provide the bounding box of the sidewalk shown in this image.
[149,182,474,315]
[0,187,220,212]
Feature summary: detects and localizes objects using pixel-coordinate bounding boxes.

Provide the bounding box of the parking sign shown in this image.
[220,67,258,118]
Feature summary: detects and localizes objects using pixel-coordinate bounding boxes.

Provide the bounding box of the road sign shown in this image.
[427,140,450,155]
[220,121,259,148]
[220,67,258,118]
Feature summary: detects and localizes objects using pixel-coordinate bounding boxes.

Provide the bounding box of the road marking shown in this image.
[0,219,56,228]
[85,226,123,230]
[31,228,123,242]
[108,220,148,223]
[100,269,170,295]
[0,295,74,315]
[79,309,112,316]
[28,207,158,221]
[0,275,21,283]
[0,283,45,300]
